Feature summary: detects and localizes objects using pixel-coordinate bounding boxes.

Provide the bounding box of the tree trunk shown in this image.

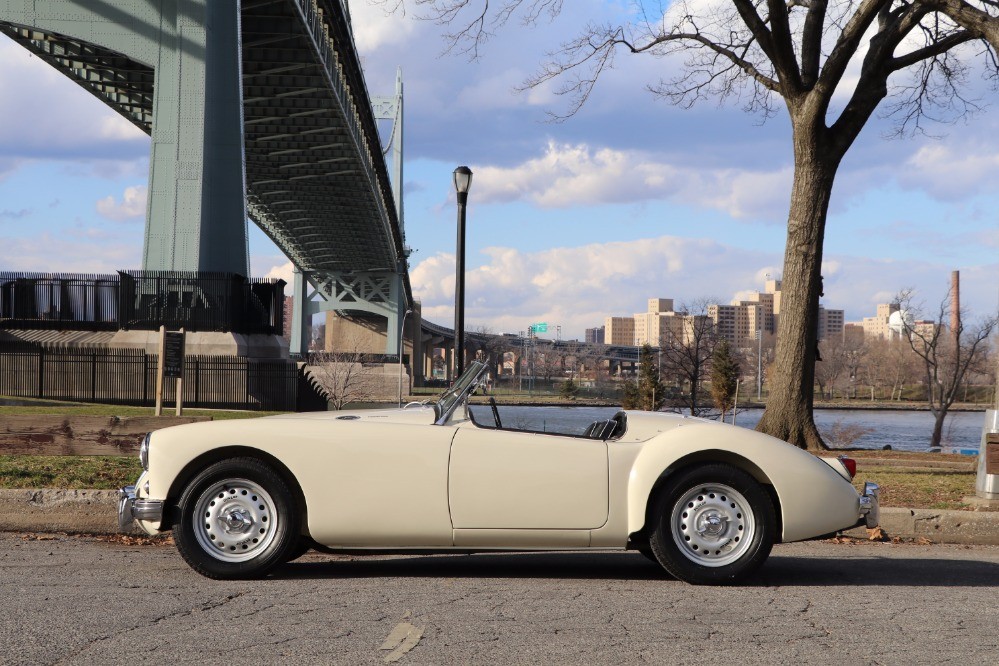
[756,127,839,451]
[931,410,946,448]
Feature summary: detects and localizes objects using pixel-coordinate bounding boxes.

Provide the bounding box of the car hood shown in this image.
[260,405,438,426]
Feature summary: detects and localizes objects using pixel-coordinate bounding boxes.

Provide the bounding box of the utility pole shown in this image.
[756,329,763,401]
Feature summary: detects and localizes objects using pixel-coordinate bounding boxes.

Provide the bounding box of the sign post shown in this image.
[157,327,186,416]
[164,328,186,416]
[155,325,165,416]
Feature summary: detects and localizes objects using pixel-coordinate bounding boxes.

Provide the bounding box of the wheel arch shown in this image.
[162,446,309,536]
[631,450,783,543]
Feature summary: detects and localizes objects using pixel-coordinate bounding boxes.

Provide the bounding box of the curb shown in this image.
[1,490,998,545]
[840,507,999,545]
[0,489,135,535]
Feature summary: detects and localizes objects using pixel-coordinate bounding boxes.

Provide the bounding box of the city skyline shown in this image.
[0,3,996,340]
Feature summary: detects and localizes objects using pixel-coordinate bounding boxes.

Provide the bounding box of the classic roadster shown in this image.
[119,361,879,585]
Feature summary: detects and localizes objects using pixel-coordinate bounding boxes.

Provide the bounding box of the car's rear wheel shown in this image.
[173,457,300,579]
[649,463,775,585]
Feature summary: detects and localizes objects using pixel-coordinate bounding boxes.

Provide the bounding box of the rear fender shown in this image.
[627,423,861,542]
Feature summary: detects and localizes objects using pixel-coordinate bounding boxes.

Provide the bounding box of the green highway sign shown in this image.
[530,322,548,333]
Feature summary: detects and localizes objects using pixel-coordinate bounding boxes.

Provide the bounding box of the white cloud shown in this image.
[98,114,144,141]
[264,261,295,284]
[0,36,147,165]
[470,141,790,220]
[0,231,139,272]
[348,1,419,51]
[898,143,999,201]
[96,186,147,221]
[410,235,997,338]
[411,236,777,337]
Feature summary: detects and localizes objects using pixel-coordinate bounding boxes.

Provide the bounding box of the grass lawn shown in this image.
[852,470,976,510]
[0,456,143,490]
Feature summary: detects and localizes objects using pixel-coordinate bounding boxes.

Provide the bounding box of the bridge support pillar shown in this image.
[143,0,248,275]
[289,267,311,357]
[292,269,414,361]
[0,0,249,275]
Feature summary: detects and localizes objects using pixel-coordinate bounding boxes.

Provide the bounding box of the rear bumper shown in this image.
[117,485,165,532]
[858,481,880,528]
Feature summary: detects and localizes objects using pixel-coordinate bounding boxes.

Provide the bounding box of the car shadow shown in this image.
[270,550,999,587]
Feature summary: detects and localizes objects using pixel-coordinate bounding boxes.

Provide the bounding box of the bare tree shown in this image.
[397,0,998,449]
[661,300,718,415]
[896,287,997,448]
[815,335,850,399]
[306,336,379,410]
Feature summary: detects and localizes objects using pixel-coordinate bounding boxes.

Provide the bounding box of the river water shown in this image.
[469,405,987,453]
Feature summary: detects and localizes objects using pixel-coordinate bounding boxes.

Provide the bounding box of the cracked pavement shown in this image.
[0,533,996,664]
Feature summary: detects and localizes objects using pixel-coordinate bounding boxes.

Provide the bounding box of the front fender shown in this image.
[626,422,861,542]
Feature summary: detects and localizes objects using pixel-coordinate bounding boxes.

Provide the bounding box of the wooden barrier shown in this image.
[0,415,210,456]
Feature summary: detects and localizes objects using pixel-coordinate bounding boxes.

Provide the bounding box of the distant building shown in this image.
[603,278,843,348]
[817,307,845,341]
[585,326,605,344]
[858,303,900,340]
[604,316,636,346]
[850,302,939,341]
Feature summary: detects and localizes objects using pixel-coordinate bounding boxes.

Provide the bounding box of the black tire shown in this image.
[285,538,314,563]
[636,543,657,563]
[173,457,300,579]
[648,463,775,585]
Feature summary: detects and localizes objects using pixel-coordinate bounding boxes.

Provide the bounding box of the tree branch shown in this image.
[764,0,805,91]
[817,0,893,98]
[800,0,828,87]
[891,28,977,69]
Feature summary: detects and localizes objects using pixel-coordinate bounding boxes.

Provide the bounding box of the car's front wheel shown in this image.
[648,463,775,585]
[173,457,300,579]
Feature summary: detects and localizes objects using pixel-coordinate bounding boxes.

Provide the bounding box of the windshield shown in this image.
[434,361,488,424]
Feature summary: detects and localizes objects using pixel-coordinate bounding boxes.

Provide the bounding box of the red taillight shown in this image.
[839,456,857,479]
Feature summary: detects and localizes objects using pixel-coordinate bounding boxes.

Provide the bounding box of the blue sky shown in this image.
[1,1,996,339]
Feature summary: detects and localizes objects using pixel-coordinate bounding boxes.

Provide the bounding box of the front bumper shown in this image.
[117,485,165,532]
[858,481,881,528]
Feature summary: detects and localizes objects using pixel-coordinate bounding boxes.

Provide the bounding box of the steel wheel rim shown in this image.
[193,478,278,563]
[670,482,755,568]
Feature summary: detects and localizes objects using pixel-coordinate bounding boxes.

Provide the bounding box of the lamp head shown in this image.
[453,166,473,197]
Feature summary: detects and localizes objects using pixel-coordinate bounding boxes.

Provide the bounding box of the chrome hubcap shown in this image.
[671,483,755,568]
[193,479,278,563]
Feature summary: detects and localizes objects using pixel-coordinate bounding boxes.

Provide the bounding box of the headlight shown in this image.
[139,433,151,471]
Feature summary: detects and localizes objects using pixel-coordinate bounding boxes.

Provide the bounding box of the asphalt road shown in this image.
[0,533,996,665]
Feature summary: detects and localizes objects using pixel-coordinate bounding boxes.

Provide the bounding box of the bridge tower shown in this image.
[0,0,248,275]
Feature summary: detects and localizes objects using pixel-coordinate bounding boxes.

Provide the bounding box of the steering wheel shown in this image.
[489,396,503,429]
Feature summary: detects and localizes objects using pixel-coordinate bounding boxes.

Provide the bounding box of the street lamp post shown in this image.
[453,166,473,377]
[756,329,763,401]
[398,308,413,407]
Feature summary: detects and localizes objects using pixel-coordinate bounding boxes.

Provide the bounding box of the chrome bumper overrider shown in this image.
[117,485,164,532]
[858,481,881,528]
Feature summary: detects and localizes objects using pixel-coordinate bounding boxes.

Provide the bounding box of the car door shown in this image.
[448,425,609,530]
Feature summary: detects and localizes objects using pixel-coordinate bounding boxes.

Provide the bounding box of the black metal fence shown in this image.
[0,341,297,410]
[0,271,285,335]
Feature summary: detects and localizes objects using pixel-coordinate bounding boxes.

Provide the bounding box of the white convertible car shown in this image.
[119,361,879,585]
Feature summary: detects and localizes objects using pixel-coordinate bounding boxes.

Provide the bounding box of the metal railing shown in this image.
[0,271,285,335]
[0,341,297,410]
